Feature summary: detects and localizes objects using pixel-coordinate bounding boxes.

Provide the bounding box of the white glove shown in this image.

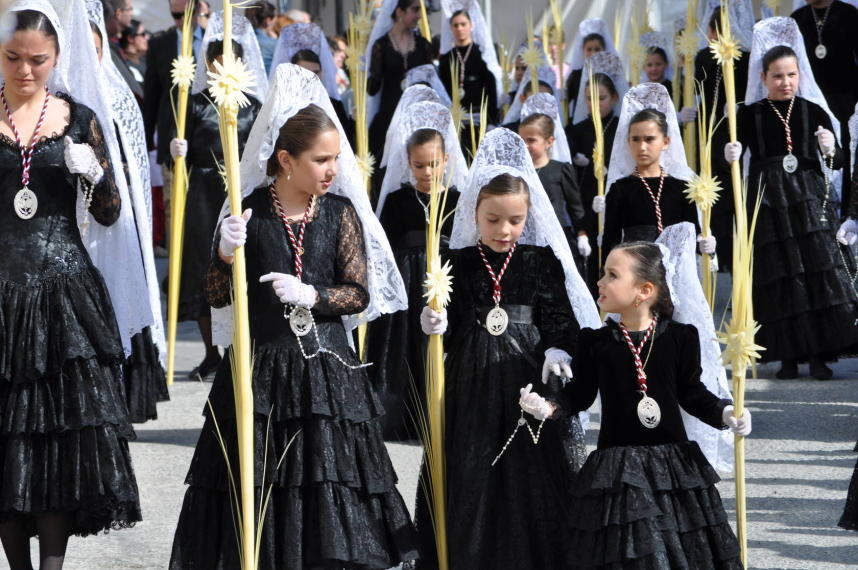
[697,234,717,255]
[573,152,590,167]
[420,306,448,335]
[170,138,188,159]
[218,209,252,258]
[259,272,318,307]
[722,405,752,437]
[678,106,697,124]
[519,383,555,420]
[576,235,592,257]
[63,136,103,184]
[724,141,743,163]
[815,125,835,157]
[541,348,573,384]
[837,218,858,246]
[592,195,605,214]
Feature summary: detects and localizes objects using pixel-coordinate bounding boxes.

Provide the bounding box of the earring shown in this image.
[634,299,641,308]
[286,171,292,181]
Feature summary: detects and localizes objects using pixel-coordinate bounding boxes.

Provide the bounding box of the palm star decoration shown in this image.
[207,53,255,110]
[718,321,765,369]
[345,44,364,74]
[709,34,741,66]
[520,46,543,70]
[685,173,722,210]
[356,153,375,180]
[171,55,196,88]
[424,259,454,308]
[675,29,699,58]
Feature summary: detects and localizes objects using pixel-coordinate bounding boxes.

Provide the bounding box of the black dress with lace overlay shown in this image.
[178,90,261,322]
[551,320,741,569]
[737,97,858,362]
[0,92,141,536]
[366,184,459,441]
[169,189,418,569]
[414,245,587,570]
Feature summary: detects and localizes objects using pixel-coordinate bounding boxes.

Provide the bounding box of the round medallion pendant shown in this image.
[815,44,827,59]
[14,186,37,219]
[783,153,798,174]
[637,394,661,429]
[288,305,313,337]
[485,306,509,336]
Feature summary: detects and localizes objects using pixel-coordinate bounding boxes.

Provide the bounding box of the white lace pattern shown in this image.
[192,11,268,100]
[381,84,446,168]
[269,22,340,101]
[521,92,571,163]
[571,50,629,125]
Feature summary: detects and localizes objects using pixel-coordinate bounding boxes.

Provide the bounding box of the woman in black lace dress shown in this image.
[169,66,417,569]
[0,9,140,569]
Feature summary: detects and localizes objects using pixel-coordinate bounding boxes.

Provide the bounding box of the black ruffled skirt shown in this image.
[169,323,419,569]
[0,266,141,536]
[366,245,427,441]
[749,162,858,362]
[123,327,169,423]
[838,441,858,531]
[566,442,742,569]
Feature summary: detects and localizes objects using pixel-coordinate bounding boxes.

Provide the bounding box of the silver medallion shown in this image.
[637,394,661,429]
[13,186,37,219]
[287,305,313,337]
[485,305,509,336]
[815,44,827,59]
[783,153,798,174]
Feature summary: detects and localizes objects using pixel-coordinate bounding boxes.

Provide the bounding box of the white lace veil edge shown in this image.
[211,63,407,346]
[268,22,341,101]
[502,65,559,126]
[571,51,630,126]
[639,31,675,83]
[376,101,468,215]
[405,64,452,107]
[656,223,734,473]
[439,0,503,105]
[568,18,619,71]
[192,11,269,101]
[380,84,445,168]
[521,92,571,163]
[449,128,601,330]
[607,82,695,191]
[700,0,754,51]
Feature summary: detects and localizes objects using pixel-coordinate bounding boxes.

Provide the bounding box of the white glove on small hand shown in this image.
[724,141,743,163]
[722,405,752,437]
[576,235,592,257]
[678,106,697,124]
[170,138,188,159]
[420,306,448,335]
[573,152,590,167]
[259,272,317,307]
[519,383,554,420]
[541,348,573,384]
[837,218,858,246]
[64,136,103,184]
[697,234,717,255]
[815,125,835,156]
[592,195,606,214]
[218,209,252,258]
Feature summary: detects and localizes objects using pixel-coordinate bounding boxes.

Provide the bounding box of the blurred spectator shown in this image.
[273,14,295,35]
[328,35,350,95]
[120,19,149,82]
[197,0,211,30]
[101,0,143,99]
[285,8,311,23]
[246,1,277,73]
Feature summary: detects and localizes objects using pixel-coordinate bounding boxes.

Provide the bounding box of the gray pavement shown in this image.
[6,268,858,568]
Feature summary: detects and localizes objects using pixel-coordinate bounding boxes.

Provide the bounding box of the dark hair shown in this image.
[206,39,244,63]
[762,45,797,74]
[101,0,125,20]
[119,19,143,50]
[13,10,59,53]
[327,36,342,53]
[629,108,669,137]
[451,9,471,22]
[266,104,339,176]
[582,33,605,49]
[392,0,417,20]
[291,49,321,66]
[406,128,445,156]
[245,0,275,29]
[520,113,554,140]
[587,72,618,98]
[646,46,668,64]
[708,11,720,35]
[522,80,554,97]
[476,173,531,210]
[612,241,674,318]
[89,21,103,42]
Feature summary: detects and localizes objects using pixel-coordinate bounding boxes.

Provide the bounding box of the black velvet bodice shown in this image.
[378,184,460,249]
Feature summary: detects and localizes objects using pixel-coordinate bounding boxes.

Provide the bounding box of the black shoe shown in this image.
[809,358,834,380]
[188,352,222,381]
[776,360,799,379]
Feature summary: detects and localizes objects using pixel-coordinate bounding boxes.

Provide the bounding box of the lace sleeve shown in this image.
[314,203,370,316]
[204,223,234,308]
[85,112,121,226]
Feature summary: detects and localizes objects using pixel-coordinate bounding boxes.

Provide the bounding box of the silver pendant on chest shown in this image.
[485,305,509,336]
[637,394,661,429]
[815,44,827,59]
[14,186,37,219]
[783,153,798,174]
[286,305,313,337]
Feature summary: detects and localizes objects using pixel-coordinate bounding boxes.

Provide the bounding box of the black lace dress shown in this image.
[415,245,587,570]
[737,97,858,362]
[552,319,741,569]
[366,184,459,441]
[0,93,141,535]
[178,90,261,322]
[169,189,418,569]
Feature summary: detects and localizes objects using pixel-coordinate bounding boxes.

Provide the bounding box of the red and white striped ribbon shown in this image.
[634,166,666,235]
[477,240,517,305]
[1,85,51,188]
[618,315,659,392]
[269,183,314,281]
